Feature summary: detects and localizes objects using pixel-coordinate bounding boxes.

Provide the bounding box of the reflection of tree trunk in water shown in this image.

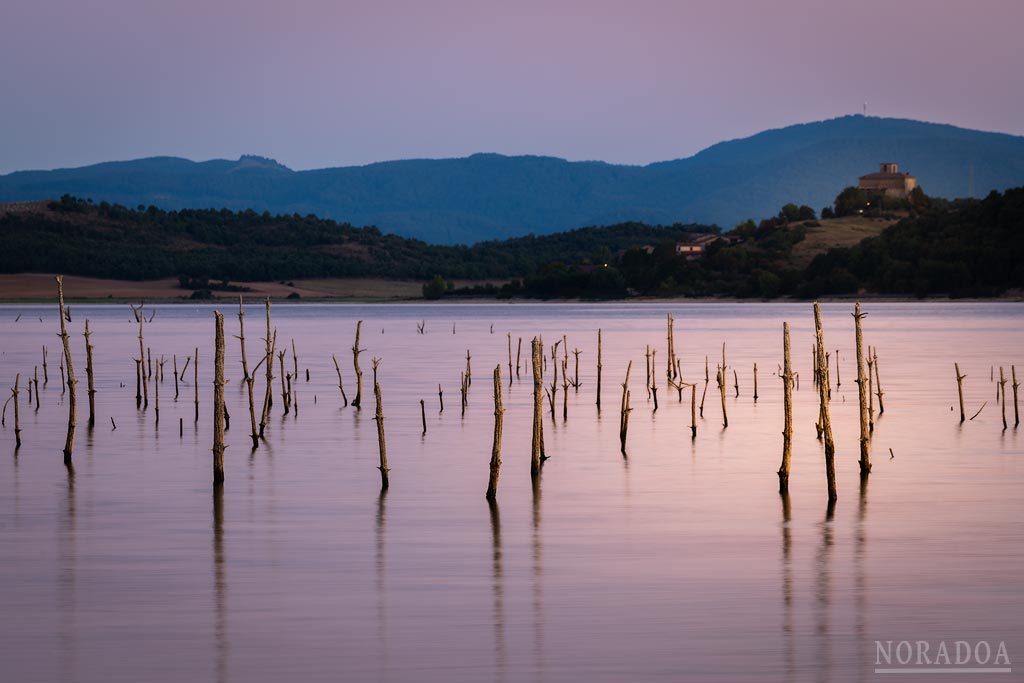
[58,474,77,683]
[531,475,545,678]
[856,473,869,683]
[488,499,506,681]
[212,482,228,683]
[376,490,390,681]
[780,492,794,682]
[815,501,835,683]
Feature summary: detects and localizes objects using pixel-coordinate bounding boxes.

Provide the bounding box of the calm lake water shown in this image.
[1,302,1022,682]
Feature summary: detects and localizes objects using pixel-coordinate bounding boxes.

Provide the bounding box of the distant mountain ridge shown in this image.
[2,115,1023,244]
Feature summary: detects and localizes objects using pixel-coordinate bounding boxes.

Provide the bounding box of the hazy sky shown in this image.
[1,0,1021,173]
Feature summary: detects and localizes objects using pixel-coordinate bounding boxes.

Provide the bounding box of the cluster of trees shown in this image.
[3,188,1021,300]
[801,188,1023,298]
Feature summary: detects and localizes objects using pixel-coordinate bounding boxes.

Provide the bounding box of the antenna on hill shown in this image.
[863,101,868,116]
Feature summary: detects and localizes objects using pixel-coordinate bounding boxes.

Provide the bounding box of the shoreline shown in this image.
[0,273,1020,304]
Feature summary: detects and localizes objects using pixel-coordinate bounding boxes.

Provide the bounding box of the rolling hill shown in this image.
[2,115,1022,244]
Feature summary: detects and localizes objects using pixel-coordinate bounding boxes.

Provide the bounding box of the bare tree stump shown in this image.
[753,362,759,401]
[278,350,289,415]
[699,356,709,418]
[516,337,522,378]
[42,346,49,385]
[420,399,427,435]
[351,320,364,409]
[291,339,299,411]
[56,276,77,471]
[11,374,21,449]
[438,383,443,413]
[258,299,276,437]
[873,348,884,415]
[531,337,544,477]
[733,369,739,398]
[645,345,652,399]
[331,355,349,407]
[83,320,96,428]
[778,322,794,493]
[835,348,841,387]
[138,315,148,408]
[212,311,226,483]
[719,366,728,428]
[619,361,633,455]
[999,367,1008,431]
[955,362,966,423]
[1012,365,1019,428]
[852,303,871,475]
[194,347,200,424]
[689,382,697,439]
[154,362,160,428]
[373,376,389,490]
[866,346,874,431]
[596,329,602,410]
[486,365,504,500]
[239,302,259,448]
[814,302,837,503]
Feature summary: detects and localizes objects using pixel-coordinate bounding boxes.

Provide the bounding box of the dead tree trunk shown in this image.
[173,355,179,400]
[835,349,841,387]
[531,337,544,477]
[194,347,200,424]
[999,367,1008,431]
[955,363,966,423]
[645,345,652,399]
[238,302,259,448]
[237,297,249,381]
[733,369,739,398]
[778,322,794,493]
[278,350,289,415]
[438,383,443,413]
[689,382,697,439]
[373,375,389,490]
[619,361,633,454]
[42,346,49,385]
[516,337,522,378]
[331,355,349,406]
[572,348,581,392]
[719,366,728,428]
[873,348,884,415]
[486,365,504,500]
[699,355,709,417]
[135,359,142,408]
[154,362,160,427]
[11,374,21,449]
[212,311,226,483]
[866,346,874,431]
[138,315,148,408]
[1012,365,1019,428]
[56,276,77,471]
[753,363,759,402]
[596,329,602,410]
[420,399,427,435]
[83,320,96,428]
[814,303,837,503]
[291,339,299,413]
[258,302,276,438]
[852,303,871,475]
[351,320,364,409]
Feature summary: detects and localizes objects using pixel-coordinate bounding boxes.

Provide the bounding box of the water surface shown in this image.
[1,302,1021,682]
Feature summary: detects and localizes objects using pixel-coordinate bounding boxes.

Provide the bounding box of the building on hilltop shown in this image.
[858,163,917,198]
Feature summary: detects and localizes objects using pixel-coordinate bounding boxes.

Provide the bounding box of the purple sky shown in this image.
[2,0,1022,174]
